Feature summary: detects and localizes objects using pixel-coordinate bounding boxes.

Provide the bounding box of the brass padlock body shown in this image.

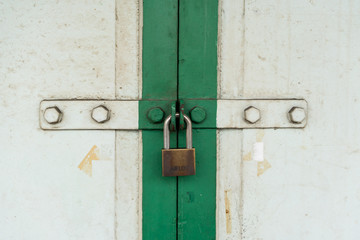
[162,148,196,176]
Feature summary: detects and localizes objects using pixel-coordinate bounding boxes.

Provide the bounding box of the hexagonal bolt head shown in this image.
[147,107,165,123]
[91,105,110,123]
[244,106,261,124]
[190,106,207,123]
[288,107,306,124]
[44,106,63,124]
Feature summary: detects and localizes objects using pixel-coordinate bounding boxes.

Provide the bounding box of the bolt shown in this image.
[147,107,165,123]
[190,106,206,123]
[244,106,261,124]
[91,105,110,123]
[288,107,306,124]
[44,106,63,124]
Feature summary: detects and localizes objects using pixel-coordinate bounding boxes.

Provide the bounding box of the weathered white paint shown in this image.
[115,131,142,240]
[0,0,116,238]
[216,130,243,239]
[40,100,139,130]
[116,0,141,99]
[114,1,142,239]
[0,0,141,239]
[218,0,360,239]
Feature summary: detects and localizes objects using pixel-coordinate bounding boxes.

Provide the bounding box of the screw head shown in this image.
[190,106,207,123]
[244,106,261,124]
[288,107,306,124]
[44,106,63,124]
[91,105,110,123]
[147,107,165,123]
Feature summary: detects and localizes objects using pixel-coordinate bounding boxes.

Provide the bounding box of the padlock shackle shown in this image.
[163,113,192,149]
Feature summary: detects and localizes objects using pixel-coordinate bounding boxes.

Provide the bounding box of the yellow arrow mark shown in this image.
[78,145,99,176]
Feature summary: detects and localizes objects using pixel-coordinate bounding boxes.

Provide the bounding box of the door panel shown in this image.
[218,0,360,239]
[0,1,116,239]
[142,0,178,239]
[177,0,218,239]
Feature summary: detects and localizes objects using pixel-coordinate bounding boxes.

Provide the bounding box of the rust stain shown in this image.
[78,145,99,176]
[225,190,232,234]
[243,151,252,161]
[257,159,271,176]
[256,130,265,142]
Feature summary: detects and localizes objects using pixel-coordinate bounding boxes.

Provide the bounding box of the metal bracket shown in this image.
[217,99,307,129]
[40,100,138,130]
[40,98,307,130]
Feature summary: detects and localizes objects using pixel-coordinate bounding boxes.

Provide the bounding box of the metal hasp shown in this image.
[162,113,196,177]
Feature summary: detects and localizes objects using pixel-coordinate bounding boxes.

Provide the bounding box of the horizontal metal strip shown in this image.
[40,99,307,130]
[40,100,138,130]
[217,99,307,129]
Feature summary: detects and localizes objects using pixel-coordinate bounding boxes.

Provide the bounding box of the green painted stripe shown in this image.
[142,131,177,240]
[178,0,218,239]
[142,0,178,100]
[142,0,218,238]
[142,0,178,239]
[178,0,218,99]
[178,129,217,240]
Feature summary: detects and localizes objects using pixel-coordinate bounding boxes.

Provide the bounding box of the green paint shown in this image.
[140,100,216,129]
[178,129,217,240]
[142,0,178,100]
[139,100,174,130]
[177,0,218,239]
[178,0,218,99]
[183,99,216,128]
[147,107,165,123]
[189,106,207,123]
[170,101,177,131]
[142,0,178,239]
[142,131,177,240]
[142,0,218,238]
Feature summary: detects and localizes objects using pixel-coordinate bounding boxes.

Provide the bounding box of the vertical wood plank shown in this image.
[178,0,218,99]
[142,0,178,100]
[177,0,218,239]
[142,0,178,239]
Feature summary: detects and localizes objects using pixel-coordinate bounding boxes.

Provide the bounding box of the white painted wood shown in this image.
[0,0,141,239]
[218,0,245,99]
[40,100,139,130]
[219,0,360,239]
[116,0,141,99]
[114,1,142,239]
[216,130,243,240]
[0,0,117,238]
[115,131,142,240]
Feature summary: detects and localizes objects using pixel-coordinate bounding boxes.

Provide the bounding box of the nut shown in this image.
[190,106,206,123]
[44,106,63,124]
[91,105,110,123]
[288,107,306,124]
[147,107,165,123]
[244,106,261,124]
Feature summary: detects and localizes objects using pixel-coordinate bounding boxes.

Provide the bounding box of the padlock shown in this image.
[162,113,196,177]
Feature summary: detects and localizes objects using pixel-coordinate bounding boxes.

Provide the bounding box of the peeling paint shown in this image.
[243,151,252,161]
[78,145,99,176]
[256,130,265,142]
[225,190,232,234]
[257,159,271,176]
